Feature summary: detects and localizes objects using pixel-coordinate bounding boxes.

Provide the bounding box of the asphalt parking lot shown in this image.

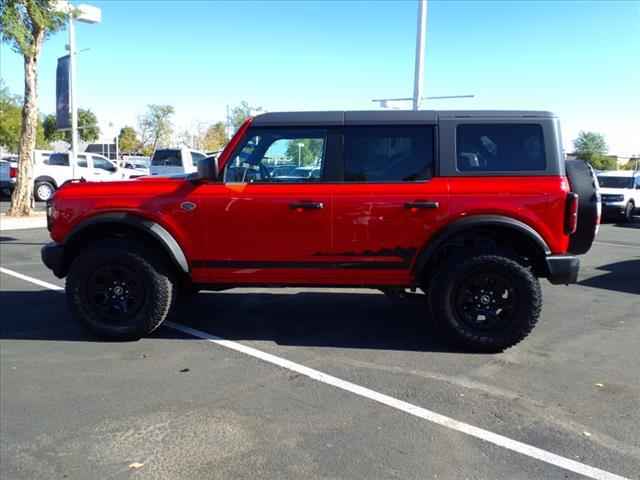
[1,222,638,480]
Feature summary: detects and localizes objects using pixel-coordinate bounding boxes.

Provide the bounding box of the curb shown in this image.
[0,213,47,231]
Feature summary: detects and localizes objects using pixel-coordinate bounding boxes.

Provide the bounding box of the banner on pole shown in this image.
[56,55,70,130]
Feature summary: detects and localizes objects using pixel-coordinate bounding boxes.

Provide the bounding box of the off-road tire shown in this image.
[66,238,176,340]
[34,181,55,202]
[565,160,600,254]
[427,247,541,352]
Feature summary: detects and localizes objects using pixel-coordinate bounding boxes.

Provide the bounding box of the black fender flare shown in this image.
[64,213,190,273]
[411,215,551,276]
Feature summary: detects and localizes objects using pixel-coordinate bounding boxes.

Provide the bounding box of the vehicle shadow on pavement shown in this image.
[612,220,639,229]
[0,289,465,353]
[579,258,640,295]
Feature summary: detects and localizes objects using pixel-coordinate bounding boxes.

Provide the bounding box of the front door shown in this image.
[196,127,336,285]
[332,125,449,286]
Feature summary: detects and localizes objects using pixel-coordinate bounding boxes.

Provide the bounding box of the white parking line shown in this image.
[594,241,640,249]
[0,266,630,480]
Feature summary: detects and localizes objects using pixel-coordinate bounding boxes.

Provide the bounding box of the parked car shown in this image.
[122,159,150,177]
[273,165,321,181]
[0,150,52,197]
[596,170,640,222]
[33,151,139,201]
[42,110,600,352]
[149,147,207,176]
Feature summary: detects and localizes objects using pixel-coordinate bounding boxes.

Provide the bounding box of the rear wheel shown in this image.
[34,181,55,202]
[427,247,541,352]
[66,238,176,340]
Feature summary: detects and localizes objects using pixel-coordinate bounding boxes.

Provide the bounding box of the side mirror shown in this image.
[197,156,220,181]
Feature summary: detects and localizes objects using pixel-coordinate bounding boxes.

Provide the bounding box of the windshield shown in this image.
[597,176,633,189]
[151,149,182,167]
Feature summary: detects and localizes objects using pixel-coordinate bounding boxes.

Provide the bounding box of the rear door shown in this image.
[332,124,449,285]
[195,127,336,285]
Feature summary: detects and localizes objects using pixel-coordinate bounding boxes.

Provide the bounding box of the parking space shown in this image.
[1,223,638,479]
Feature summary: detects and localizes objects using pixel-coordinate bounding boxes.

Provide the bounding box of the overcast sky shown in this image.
[1,0,639,156]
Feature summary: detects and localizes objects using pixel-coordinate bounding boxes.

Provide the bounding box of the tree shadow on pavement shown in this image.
[579,258,640,295]
[0,289,465,353]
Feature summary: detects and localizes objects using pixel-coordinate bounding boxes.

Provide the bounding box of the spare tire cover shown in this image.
[565,160,600,255]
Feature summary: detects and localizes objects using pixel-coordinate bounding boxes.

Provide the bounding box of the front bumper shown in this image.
[545,254,580,285]
[602,203,626,216]
[41,242,66,278]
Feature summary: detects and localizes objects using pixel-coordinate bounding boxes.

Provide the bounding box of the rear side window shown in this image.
[191,152,207,166]
[151,149,182,167]
[343,126,434,182]
[457,124,545,172]
[47,153,69,166]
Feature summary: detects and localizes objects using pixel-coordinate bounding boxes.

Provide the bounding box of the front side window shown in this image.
[457,124,546,172]
[343,126,434,182]
[92,157,116,172]
[224,128,326,183]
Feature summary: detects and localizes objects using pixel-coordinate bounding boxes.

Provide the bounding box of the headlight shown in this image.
[602,194,624,202]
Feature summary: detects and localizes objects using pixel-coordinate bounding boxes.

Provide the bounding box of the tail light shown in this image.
[9,166,18,178]
[565,192,578,234]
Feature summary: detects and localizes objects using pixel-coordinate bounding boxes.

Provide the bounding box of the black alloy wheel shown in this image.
[455,271,518,331]
[87,264,146,323]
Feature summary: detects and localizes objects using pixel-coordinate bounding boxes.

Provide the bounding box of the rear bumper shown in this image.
[545,254,580,285]
[41,242,66,278]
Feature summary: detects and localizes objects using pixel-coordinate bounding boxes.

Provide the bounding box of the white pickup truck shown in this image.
[149,147,207,176]
[1,150,147,201]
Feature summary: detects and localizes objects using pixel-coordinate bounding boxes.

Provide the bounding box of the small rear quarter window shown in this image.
[456,124,546,172]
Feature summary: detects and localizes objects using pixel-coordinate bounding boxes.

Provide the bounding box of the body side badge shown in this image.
[180,201,197,211]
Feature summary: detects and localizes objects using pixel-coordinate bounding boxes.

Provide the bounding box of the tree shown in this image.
[118,126,141,154]
[572,131,610,169]
[203,122,228,151]
[284,138,324,166]
[43,108,100,143]
[228,101,263,132]
[1,0,66,216]
[137,104,175,156]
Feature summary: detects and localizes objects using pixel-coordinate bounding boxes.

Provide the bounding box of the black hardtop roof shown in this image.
[251,110,556,127]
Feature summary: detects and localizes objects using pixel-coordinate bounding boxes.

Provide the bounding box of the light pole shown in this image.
[56,2,101,178]
[413,0,427,110]
[297,143,304,166]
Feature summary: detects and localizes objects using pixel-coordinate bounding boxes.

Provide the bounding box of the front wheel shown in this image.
[34,181,55,202]
[66,238,176,340]
[621,202,634,223]
[427,248,541,352]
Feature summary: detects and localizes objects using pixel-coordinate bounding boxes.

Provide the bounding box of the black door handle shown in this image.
[405,201,439,209]
[291,202,324,210]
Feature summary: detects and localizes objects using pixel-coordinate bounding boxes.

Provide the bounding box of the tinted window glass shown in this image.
[93,157,115,171]
[77,155,87,168]
[597,176,633,189]
[151,149,182,167]
[457,124,546,172]
[191,152,207,166]
[225,128,326,183]
[343,126,434,182]
[47,153,69,166]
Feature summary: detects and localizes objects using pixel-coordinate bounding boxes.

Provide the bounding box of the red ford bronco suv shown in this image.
[42,111,600,351]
